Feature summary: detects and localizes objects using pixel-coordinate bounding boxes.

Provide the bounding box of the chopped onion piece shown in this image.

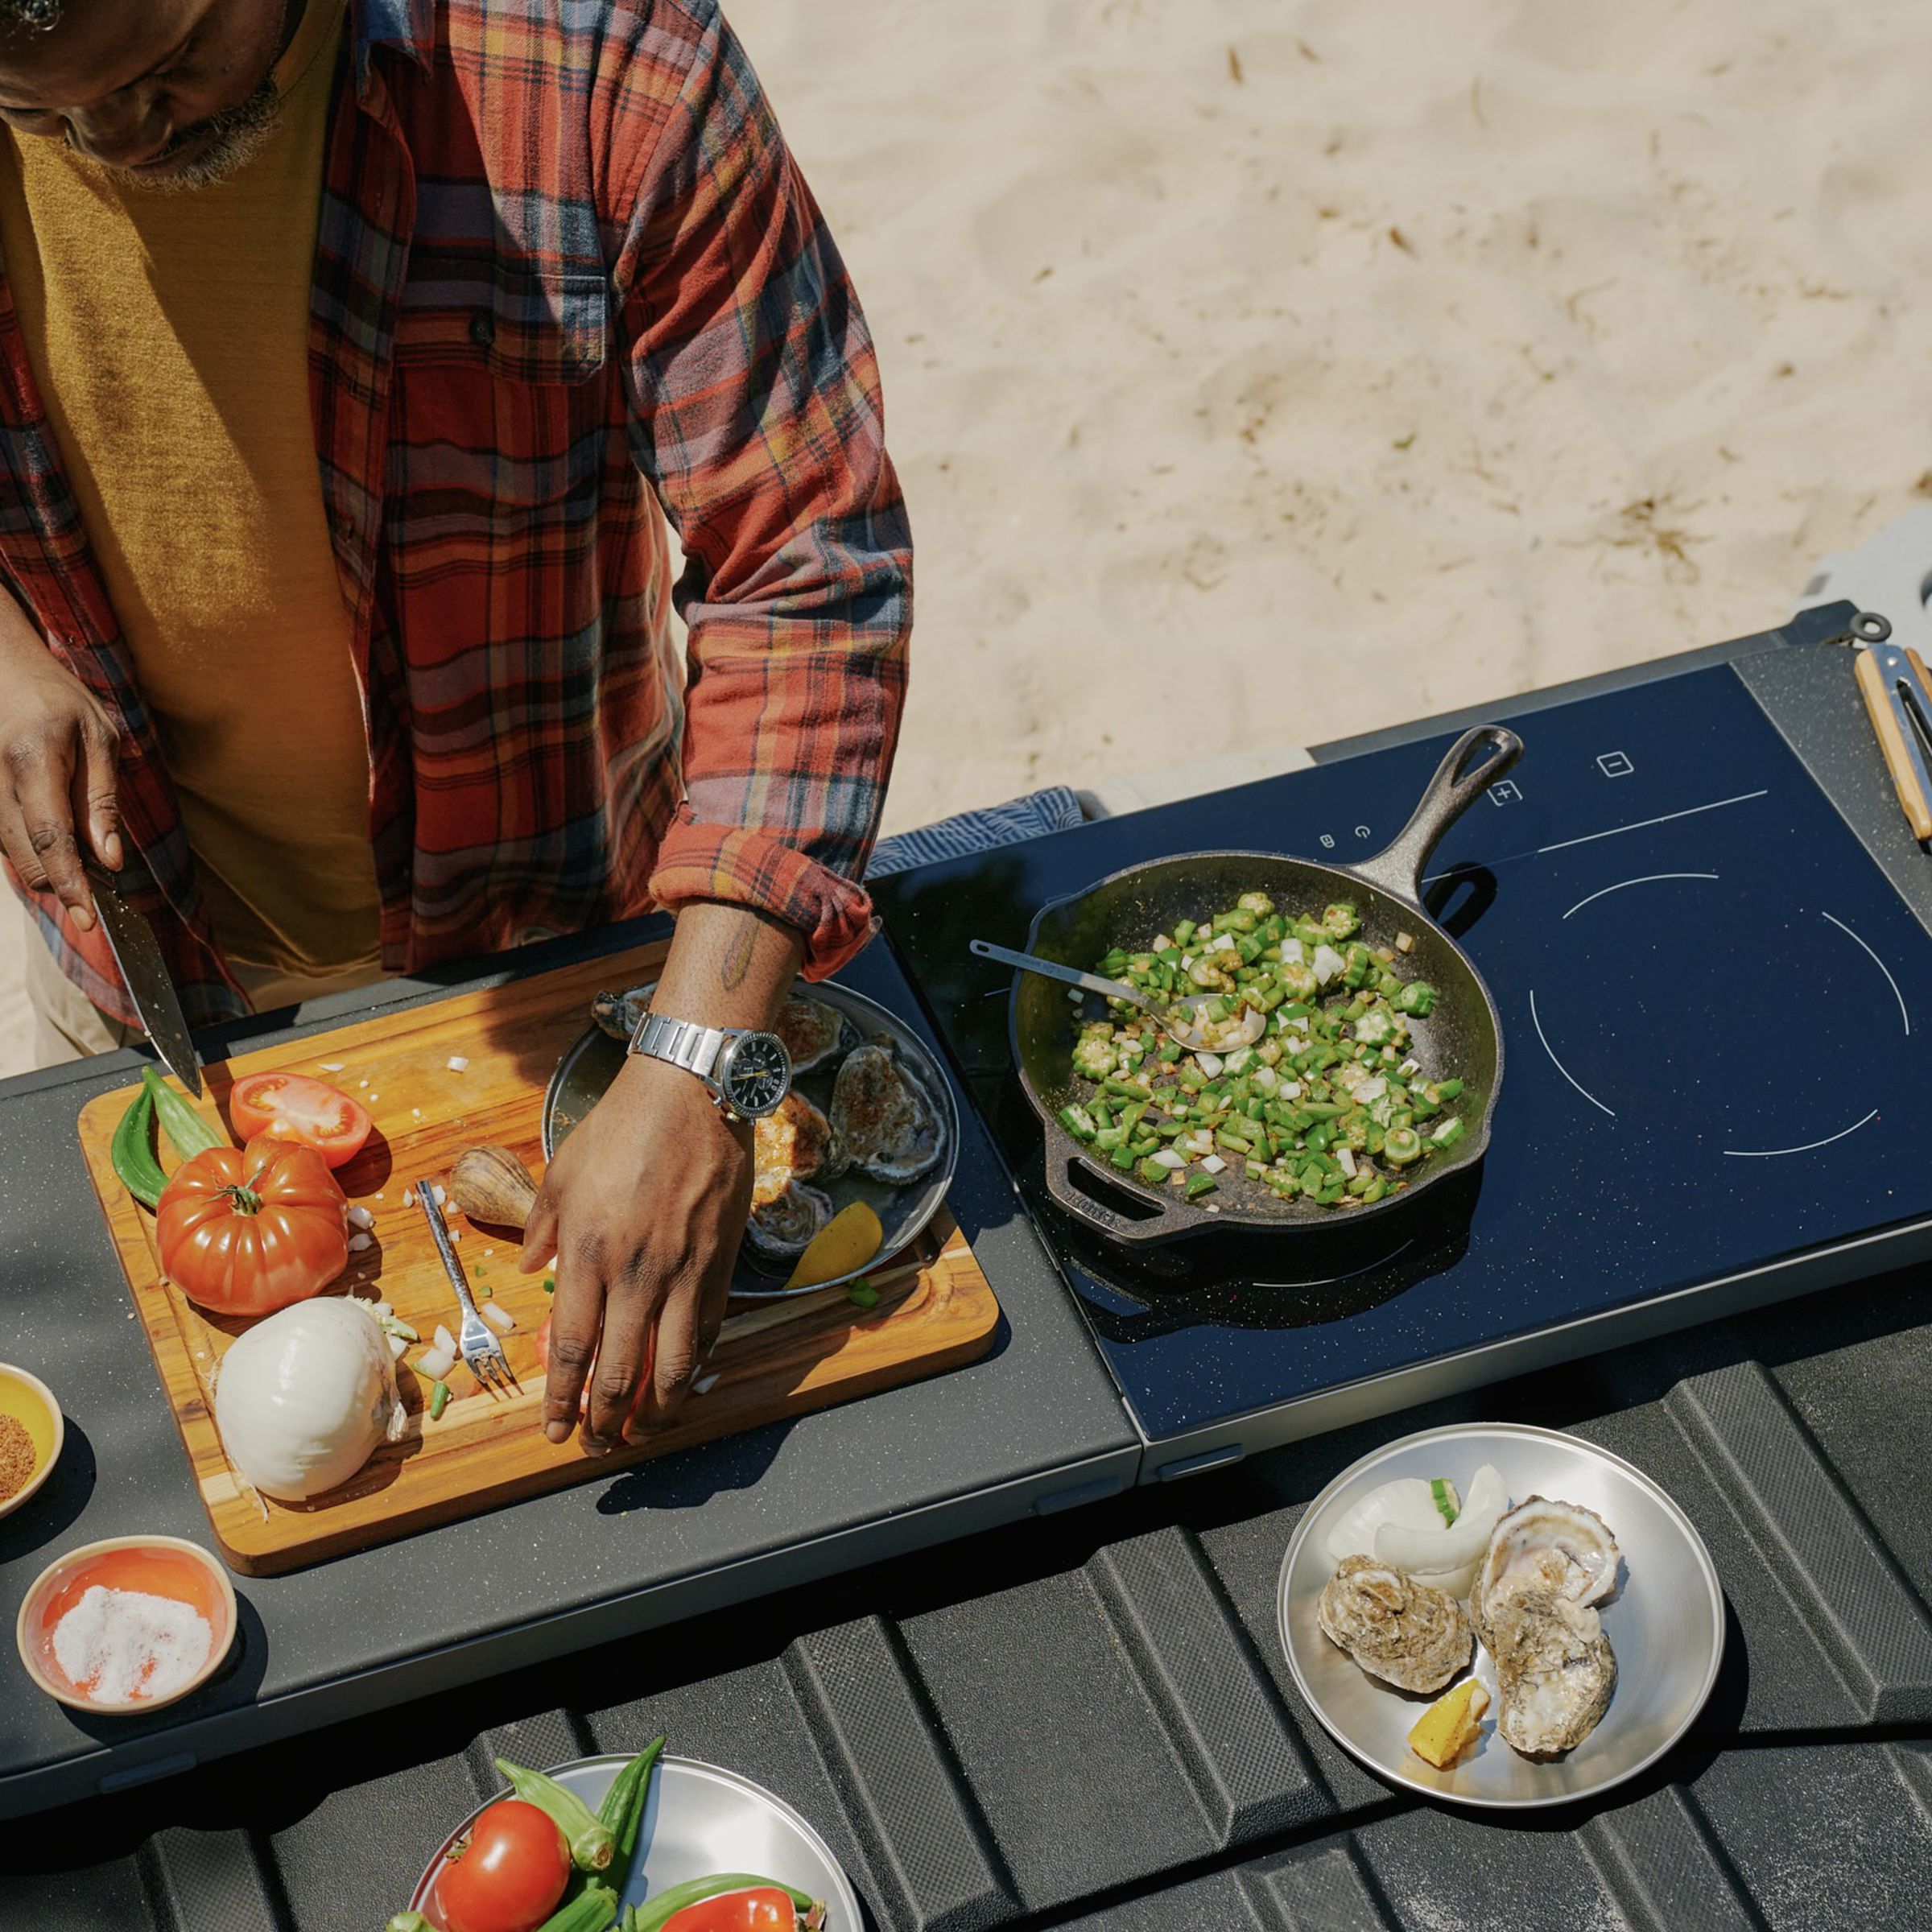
[480,1302,514,1333]
[1281,1080,1302,1100]
[1399,1058,1421,1079]
[432,1184,447,1206]
[348,1232,374,1253]
[1357,1078,1387,1101]
[1335,1147,1358,1178]
[446,1055,469,1071]
[415,1346,456,1383]
[1224,1046,1253,1073]
[1151,1148,1185,1169]
[1199,1153,1227,1175]
[1282,937,1304,964]
[1312,943,1347,985]
[1396,931,1415,953]
[319,1062,345,1072]
[388,1334,408,1360]
[347,1205,374,1230]
[1194,1051,1224,1078]
[433,1324,457,1359]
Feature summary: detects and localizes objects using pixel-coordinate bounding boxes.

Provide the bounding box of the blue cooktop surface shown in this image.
[874,664,1932,1440]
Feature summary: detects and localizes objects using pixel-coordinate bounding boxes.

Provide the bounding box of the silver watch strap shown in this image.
[631,1011,729,1082]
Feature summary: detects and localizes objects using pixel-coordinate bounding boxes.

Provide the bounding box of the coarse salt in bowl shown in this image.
[15,1535,237,1715]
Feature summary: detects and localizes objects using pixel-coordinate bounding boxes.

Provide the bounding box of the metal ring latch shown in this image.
[1847,609,1893,645]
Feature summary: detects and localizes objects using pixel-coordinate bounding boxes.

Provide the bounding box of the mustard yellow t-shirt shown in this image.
[0,0,380,975]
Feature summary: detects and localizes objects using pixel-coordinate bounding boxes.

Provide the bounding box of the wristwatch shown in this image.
[627,1010,793,1121]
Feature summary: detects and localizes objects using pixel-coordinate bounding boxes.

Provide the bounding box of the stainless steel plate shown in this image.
[409,1752,862,1926]
[1278,1422,1724,1809]
[544,978,960,1298]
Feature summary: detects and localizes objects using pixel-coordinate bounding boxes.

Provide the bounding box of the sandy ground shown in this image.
[7,0,1932,1071]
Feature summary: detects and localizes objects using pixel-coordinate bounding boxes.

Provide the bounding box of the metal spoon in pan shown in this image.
[969,938,1266,1055]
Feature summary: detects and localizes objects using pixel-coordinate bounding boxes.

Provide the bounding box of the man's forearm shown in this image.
[647,899,804,1034]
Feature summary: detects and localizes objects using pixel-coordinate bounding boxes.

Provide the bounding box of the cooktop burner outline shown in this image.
[1561,872,1719,921]
[1721,1109,1879,1161]
[1821,909,1911,1035]
[1526,986,1616,1118]
[1528,884,1912,1156]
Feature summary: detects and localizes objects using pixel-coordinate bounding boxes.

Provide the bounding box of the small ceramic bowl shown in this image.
[15,1534,237,1715]
[0,1362,64,1521]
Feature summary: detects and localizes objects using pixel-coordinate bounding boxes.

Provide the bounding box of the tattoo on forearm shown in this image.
[719,918,759,993]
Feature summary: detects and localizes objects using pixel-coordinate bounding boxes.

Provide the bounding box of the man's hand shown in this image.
[522,1052,752,1450]
[0,593,122,931]
[518,900,805,1448]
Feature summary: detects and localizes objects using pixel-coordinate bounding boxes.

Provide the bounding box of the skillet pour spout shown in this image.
[1005,724,1523,1247]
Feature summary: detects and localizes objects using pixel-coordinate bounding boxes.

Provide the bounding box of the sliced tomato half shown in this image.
[228,1072,374,1170]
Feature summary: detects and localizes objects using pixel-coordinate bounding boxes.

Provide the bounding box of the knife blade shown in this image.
[85,865,202,1096]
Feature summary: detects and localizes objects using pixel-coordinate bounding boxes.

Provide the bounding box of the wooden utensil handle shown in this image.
[1854,647,1932,842]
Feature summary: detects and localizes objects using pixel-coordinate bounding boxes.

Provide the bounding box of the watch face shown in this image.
[720,1031,791,1117]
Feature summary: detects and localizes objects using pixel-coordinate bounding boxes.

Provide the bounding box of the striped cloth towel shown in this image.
[866,786,1085,878]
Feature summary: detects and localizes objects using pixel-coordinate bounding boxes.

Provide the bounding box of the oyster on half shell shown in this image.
[1486,1584,1617,1757]
[831,1040,947,1184]
[1470,1495,1620,1649]
[753,1091,848,1204]
[592,985,651,1042]
[1317,1554,1473,1695]
[774,996,857,1075]
[745,1179,836,1262]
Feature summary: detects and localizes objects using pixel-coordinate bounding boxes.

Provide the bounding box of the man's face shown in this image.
[0,0,295,189]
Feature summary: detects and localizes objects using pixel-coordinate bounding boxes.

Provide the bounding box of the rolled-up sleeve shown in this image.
[605,0,911,977]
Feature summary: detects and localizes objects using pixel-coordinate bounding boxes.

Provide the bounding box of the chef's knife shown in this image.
[84,865,202,1096]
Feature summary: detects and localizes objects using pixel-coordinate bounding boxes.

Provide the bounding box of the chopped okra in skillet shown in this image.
[1059,891,1467,1208]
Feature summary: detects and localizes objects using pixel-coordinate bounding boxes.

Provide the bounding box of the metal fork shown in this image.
[417,1175,516,1396]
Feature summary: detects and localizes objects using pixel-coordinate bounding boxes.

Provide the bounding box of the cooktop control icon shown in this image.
[1596,751,1634,777]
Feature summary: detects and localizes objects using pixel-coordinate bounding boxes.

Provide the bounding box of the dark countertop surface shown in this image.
[0,924,1140,1817]
[5,602,1931,1929]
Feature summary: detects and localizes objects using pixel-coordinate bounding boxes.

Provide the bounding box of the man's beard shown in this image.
[117,75,283,191]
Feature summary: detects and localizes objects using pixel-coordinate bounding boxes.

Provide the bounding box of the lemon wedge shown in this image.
[783,1200,884,1290]
[1407,1676,1489,1769]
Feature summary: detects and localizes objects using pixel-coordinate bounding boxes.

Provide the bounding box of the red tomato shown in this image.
[156,1137,349,1316]
[436,1799,570,1932]
[662,1889,803,1932]
[229,1072,374,1170]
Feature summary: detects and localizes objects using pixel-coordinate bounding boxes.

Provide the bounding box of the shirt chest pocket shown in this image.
[394,269,612,381]
[388,270,617,515]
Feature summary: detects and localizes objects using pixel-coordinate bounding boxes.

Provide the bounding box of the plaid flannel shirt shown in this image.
[0,0,910,1028]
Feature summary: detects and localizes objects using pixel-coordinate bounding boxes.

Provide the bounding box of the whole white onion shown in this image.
[213,1298,403,1501]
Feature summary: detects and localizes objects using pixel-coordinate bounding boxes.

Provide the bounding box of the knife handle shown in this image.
[1854,646,1932,842]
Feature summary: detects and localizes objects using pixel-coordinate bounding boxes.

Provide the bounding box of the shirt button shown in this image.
[469,310,495,348]
[333,514,357,543]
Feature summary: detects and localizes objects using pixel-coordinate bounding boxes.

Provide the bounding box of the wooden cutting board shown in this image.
[75,941,1000,1575]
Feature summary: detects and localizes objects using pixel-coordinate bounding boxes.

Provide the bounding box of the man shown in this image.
[0,0,911,1453]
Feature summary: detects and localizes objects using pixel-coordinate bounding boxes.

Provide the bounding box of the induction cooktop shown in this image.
[873,661,1932,1469]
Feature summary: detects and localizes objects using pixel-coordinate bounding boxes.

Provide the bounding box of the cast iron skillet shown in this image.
[1005,724,1523,1245]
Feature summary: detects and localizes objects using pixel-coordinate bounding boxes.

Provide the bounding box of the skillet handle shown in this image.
[1348,724,1523,910]
[1043,1150,1191,1245]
